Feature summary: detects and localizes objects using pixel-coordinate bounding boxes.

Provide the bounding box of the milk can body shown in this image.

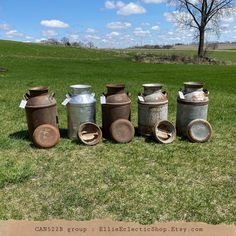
[24,86,59,139]
[67,85,96,139]
[176,82,209,137]
[138,84,168,136]
[101,84,131,138]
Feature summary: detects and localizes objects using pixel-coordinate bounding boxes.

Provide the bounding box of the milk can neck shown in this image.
[29,87,48,97]
[106,84,125,95]
[143,84,163,95]
[184,82,203,92]
[70,85,91,95]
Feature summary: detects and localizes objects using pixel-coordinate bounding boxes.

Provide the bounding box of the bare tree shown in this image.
[170,0,234,57]
[61,37,71,46]
[87,41,95,49]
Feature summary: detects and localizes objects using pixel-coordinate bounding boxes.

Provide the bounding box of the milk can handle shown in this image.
[49,92,55,99]
[203,89,209,95]
[24,93,30,100]
[127,92,131,97]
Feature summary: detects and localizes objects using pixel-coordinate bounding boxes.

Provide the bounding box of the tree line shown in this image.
[40,37,96,49]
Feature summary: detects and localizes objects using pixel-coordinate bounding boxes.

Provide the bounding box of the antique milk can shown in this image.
[176,82,212,142]
[20,86,60,148]
[101,84,134,143]
[138,83,168,136]
[24,86,59,139]
[64,85,96,139]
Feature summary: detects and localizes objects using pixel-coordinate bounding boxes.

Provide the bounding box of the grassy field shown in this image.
[0,40,235,224]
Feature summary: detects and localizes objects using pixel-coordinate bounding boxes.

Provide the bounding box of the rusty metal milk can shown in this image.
[24,86,59,139]
[138,83,168,136]
[64,85,96,139]
[176,82,212,142]
[101,84,134,142]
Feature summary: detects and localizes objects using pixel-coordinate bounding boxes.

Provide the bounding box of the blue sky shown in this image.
[0,0,236,48]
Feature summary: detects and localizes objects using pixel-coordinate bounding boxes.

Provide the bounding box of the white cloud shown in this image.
[40,19,69,28]
[86,28,97,33]
[163,12,175,22]
[116,1,126,8]
[25,36,34,40]
[107,31,120,37]
[0,23,11,30]
[120,34,134,41]
[85,35,101,40]
[105,1,116,9]
[105,0,125,9]
[107,21,132,29]
[133,29,150,37]
[222,17,234,23]
[221,23,230,28]
[42,30,58,38]
[142,0,164,4]
[117,2,146,15]
[68,34,80,42]
[5,30,24,38]
[151,25,160,30]
[105,1,146,16]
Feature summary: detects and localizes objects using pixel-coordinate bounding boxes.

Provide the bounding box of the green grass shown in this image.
[0,40,236,223]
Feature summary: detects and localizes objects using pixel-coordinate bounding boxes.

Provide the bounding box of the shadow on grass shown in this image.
[9,130,29,141]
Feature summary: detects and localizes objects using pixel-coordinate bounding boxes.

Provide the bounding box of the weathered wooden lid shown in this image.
[32,124,60,148]
[187,119,212,143]
[110,119,134,143]
[77,122,102,146]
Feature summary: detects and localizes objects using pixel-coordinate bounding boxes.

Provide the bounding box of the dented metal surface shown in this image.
[66,85,96,139]
[176,82,209,137]
[138,83,168,136]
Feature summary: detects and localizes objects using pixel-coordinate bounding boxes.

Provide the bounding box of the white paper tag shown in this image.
[100,96,106,104]
[178,91,185,99]
[138,96,144,102]
[62,98,71,106]
[19,100,27,109]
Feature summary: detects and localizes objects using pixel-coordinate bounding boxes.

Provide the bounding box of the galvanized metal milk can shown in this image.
[176,82,211,141]
[101,84,133,142]
[64,85,96,139]
[24,86,59,139]
[138,83,168,136]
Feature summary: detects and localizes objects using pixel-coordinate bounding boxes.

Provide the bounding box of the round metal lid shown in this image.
[187,119,212,143]
[77,122,102,146]
[153,120,176,144]
[184,82,203,89]
[32,124,60,148]
[110,119,134,143]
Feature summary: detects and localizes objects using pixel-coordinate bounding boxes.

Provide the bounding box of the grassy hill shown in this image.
[0,40,235,224]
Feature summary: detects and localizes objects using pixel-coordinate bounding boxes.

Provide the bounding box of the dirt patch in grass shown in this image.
[0,67,8,73]
[133,54,227,65]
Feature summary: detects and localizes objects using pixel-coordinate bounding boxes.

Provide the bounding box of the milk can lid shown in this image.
[187,119,212,143]
[110,119,134,143]
[32,124,60,148]
[77,122,102,146]
[153,120,176,144]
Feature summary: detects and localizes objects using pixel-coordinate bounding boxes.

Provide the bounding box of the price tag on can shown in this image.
[61,98,71,106]
[100,96,106,104]
[19,100,27,109]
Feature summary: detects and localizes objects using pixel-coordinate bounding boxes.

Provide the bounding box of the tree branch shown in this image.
[185,2,201,27]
